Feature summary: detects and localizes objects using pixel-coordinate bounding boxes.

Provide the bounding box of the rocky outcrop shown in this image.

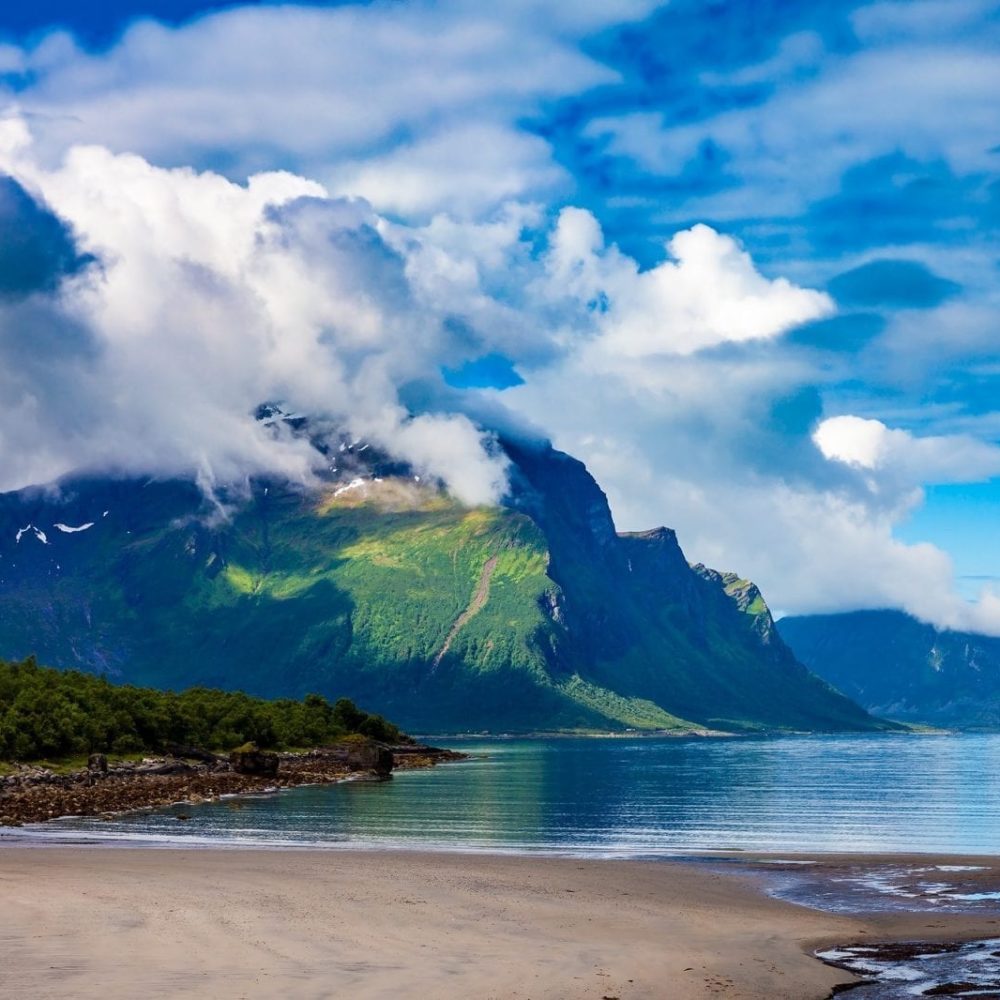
[229,746,280,777]
[0,742,462,827]
[346,740,394,776]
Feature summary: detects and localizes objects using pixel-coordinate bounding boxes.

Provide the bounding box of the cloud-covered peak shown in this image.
[0,120,513,504]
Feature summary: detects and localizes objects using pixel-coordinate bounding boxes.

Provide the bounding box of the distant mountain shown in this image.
[0,429,885,734]
[779,610,1000,729]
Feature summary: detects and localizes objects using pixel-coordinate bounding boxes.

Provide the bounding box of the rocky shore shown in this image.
[0,741,466,827]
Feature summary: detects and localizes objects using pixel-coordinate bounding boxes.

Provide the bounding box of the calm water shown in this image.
[10,733,1000,855]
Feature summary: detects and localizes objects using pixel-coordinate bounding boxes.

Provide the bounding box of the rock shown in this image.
[346,740,394,776]
[87,753,109,773]
[135,760,198,776]
[166,744,223,765]
[229,748,280,777]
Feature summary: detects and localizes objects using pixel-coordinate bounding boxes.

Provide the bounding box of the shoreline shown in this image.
[0,742,465,828]
[1,847,998,999]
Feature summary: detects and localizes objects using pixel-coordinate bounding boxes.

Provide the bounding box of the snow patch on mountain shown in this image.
[14,524,49,544]
[332,478,366,498]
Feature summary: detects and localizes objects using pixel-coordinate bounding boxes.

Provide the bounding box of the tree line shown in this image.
[0,656,401,761]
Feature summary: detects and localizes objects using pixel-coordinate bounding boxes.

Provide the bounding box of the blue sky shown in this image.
[0,2,253,46]
[0,0,998,630]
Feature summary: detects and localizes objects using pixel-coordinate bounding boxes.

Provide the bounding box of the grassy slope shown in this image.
[0,473,883,733]
[0,480,692,731]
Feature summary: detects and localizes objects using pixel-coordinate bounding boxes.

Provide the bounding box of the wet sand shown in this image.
[1,848,998,999]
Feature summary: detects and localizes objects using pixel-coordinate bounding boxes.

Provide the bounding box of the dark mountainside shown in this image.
[0,430,885,733]
[780,609,1000,729]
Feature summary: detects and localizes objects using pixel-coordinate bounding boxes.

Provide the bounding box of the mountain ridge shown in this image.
[779,609,1000,729]
[0,435,889,733]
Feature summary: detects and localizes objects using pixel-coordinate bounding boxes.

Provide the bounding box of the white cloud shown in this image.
[584,34,1000,221]
[329,123,565,218]
[813,415,1000,504]
[495,218,1000,635]
[814,415,1000,484]
[564,217,835,358]
[509,378,1000,635]
[0,118,834,512]
[0,119,511,504]
[851,0,1000,42]
[0,2,653,219]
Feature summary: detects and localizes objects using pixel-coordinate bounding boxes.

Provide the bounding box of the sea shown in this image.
[7,732,1000,855]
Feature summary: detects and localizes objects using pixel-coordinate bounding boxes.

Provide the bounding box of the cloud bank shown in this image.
[0,120,512,503]
[0,0,998,635]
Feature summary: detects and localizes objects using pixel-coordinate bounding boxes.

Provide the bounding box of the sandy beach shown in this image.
[1,849,998,999]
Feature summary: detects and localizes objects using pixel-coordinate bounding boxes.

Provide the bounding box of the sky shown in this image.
[0,0,998,631]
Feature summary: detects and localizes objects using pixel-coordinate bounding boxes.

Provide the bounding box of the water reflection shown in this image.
[19,733,1000,855]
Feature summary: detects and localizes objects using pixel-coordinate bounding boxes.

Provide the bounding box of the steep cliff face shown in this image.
[780,609,1000,729]
[0,437,885,732]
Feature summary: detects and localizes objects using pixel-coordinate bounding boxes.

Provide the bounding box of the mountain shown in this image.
[779,610,1000,729]
[0,432,885,733]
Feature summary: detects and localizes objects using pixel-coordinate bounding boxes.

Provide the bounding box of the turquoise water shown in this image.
[11,733,1000,854]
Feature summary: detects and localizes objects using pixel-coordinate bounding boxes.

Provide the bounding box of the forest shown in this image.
[0,656,401,761]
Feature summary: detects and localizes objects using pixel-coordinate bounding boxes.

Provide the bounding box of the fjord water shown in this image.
[25,734,1000,853]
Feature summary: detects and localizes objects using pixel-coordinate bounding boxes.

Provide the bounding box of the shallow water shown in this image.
[9,732,1000,856]
[818,939,1000,998]
[766,860,1000,914]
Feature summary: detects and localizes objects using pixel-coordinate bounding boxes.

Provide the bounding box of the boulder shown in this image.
[166,744,224,765]
[229,748,280,777]
[87,753,109,773]
[135,759,198,776]
[346,740,394,776]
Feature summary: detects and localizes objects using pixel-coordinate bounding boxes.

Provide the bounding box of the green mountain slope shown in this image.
[780,609,1000,729]
[0,439,886,733]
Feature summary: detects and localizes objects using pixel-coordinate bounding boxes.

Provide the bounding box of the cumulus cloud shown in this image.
[540,212,833,359]
[0,113,829,503]
[0,107,838,512]
[0,118,512,503]
[814,415,1000,485]
[508,369,1000,635]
